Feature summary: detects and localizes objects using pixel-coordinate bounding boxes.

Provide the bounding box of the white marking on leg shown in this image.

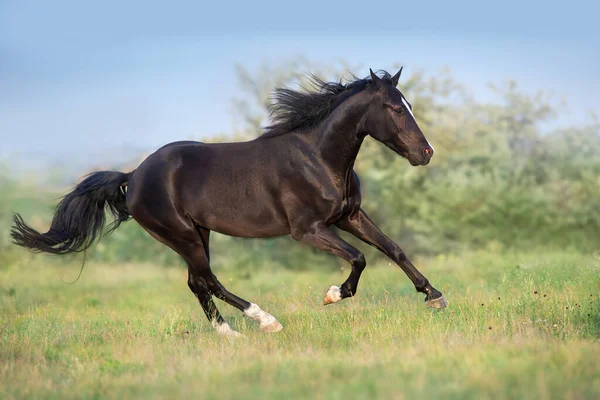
[211,319,241,337]
[244,303,276,327]
[243,303,282,332]
[324,285,342,304]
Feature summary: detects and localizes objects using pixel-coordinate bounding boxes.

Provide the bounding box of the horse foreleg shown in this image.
[292,222,366,304]
[336,208,447,309]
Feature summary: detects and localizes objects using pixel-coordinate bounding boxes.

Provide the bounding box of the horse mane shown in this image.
[262,70,393,137]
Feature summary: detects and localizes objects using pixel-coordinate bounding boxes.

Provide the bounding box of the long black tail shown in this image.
[11,170,133,254]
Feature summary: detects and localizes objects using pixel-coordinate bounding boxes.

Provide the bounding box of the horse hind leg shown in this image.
[187,271,240,337]
[131,210,242,336]
[192,226,283,333]
[133,208,283,334]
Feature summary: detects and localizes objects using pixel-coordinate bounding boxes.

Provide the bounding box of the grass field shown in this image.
[1,250,599,399]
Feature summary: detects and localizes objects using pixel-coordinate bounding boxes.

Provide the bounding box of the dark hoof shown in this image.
[426,295,448,309]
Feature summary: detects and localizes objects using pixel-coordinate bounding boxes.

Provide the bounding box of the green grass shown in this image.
[1,250,599,399]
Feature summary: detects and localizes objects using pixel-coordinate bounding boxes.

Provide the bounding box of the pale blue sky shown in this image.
[1,0,598,172]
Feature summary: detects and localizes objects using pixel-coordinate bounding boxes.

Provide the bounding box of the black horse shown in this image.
[12,68,447,336]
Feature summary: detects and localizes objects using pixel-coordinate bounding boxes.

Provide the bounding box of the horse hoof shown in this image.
[426,295,448,309]
[218,330,243,338]
[324,286,342,305]
[213,320,242,337]
[262,320,284,333]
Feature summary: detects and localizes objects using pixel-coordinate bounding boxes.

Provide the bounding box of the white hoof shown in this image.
[324,285,342,305]
[212,320,242,337]
[261,320,284,333]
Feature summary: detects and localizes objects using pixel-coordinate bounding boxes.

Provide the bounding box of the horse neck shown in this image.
[313,90,371,176]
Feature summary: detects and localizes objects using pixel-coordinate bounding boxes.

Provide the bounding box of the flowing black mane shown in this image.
[263,70,393,137]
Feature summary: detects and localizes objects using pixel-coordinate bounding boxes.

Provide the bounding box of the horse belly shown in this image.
[173,143,293,237]
[187,182,290,238]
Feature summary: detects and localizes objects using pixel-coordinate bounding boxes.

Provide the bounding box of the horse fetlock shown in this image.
[421,284,441,297]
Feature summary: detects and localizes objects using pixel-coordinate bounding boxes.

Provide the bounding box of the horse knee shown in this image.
[352,253,366,271]
[187,277,195,293]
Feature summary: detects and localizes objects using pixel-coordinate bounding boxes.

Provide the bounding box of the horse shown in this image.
[11,68,447,336]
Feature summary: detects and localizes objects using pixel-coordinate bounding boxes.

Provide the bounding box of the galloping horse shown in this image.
[12,68,447,336]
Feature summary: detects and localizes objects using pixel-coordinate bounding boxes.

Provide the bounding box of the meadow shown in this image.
[1,61,599,400]
[1,249,599,399]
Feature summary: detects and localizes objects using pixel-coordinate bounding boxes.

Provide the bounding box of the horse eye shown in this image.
[393,107,403,114]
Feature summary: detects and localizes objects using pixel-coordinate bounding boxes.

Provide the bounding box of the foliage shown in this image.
[1,59,599,270]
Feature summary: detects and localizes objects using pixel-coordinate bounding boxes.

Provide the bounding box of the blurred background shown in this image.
[2,0,599,270]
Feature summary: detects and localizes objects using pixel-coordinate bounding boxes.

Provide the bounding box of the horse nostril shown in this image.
[423,147,433,158]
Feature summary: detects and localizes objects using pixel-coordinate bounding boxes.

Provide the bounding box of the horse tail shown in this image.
[11,170,133,255]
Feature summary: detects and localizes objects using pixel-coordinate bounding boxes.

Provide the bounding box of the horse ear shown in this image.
[391,67,403,86]
[369,68,383,88]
